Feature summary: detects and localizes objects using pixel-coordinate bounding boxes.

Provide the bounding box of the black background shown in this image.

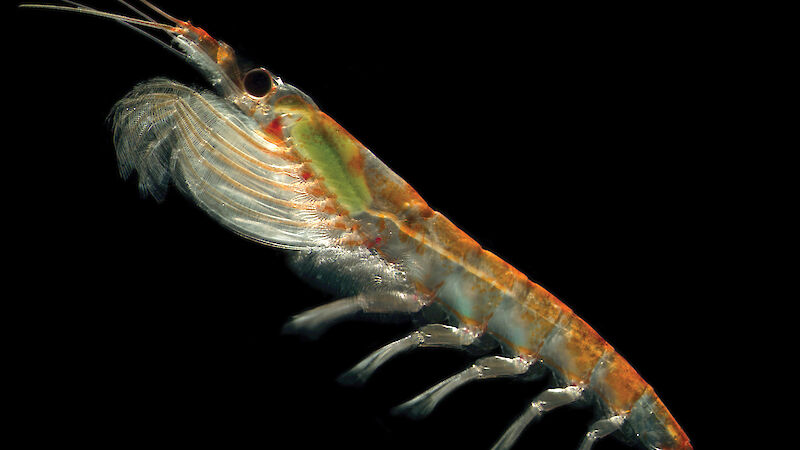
[11,2,735,449]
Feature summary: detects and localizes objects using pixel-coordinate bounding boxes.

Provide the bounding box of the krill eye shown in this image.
[243,68,273,98]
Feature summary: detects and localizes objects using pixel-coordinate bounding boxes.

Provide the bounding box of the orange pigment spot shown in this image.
[347,153,365,172]
[332,220,350,230]
[365,237,383,249]
[178,20,218,46]
[262,117,283,140]
[305,185,325,198]
[216,44,233,65]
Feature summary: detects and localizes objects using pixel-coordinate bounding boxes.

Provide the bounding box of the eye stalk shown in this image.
[242,68,274,98]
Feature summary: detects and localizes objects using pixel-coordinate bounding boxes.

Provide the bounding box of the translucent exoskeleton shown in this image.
[19,2,693,449]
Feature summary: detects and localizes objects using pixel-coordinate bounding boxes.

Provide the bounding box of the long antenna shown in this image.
[115,0,158,22]
[20,1,186,59]
[138,0,181,25]
[18,3,178,33]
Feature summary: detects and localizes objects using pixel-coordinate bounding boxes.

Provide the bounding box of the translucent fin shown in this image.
[282,291,421,338]
[338,324,479,386]
[577,415,625,450]
[491,386,584,450]
[392,356,532,419]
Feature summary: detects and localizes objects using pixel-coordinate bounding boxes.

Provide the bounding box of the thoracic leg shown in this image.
[282,291,423,338]
[490,385,584,450]
[338,324,481,385]
[577,415,625,450]
[392,356,533,419]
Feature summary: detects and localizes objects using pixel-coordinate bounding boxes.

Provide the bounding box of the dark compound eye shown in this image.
[243,68,273,98]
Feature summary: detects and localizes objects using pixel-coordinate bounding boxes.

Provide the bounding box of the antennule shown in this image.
[19,3,178,33]
[138,0,181,25]
[115,0,158,22]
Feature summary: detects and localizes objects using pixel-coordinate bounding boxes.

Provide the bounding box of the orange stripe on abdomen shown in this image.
[590,350,649,412]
